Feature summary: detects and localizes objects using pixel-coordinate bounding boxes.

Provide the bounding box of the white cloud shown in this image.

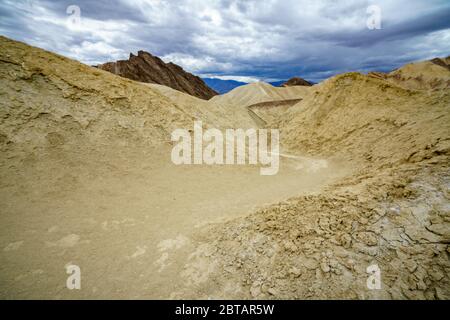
[161,53,233,73]
[70,41,126,65]
[201,75,261,83]
[0,0,449,81]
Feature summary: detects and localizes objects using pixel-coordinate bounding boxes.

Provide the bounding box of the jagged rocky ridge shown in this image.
[97,51,218,100]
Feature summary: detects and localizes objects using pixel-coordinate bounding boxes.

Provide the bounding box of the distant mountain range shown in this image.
[202,78,247,94]
[268,80,286,87]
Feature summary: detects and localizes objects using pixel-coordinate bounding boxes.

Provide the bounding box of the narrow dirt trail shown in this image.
[0,145,350,299]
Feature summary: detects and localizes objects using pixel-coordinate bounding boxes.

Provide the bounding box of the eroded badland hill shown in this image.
[0,36,449,299]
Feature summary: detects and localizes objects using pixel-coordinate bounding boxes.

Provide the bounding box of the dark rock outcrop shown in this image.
[282,77,313,87]
[430,56,450,71]
[98,51,218,100]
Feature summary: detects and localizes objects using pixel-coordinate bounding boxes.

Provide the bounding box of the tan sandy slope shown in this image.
[0,37,341,299]
[0,36,449,299]
[369,57,450,90]
[209,81,310,108]
[147,83,255,129]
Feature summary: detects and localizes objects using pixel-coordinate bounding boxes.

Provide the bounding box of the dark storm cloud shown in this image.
[0,0,449,82]
[28,0,147,22]
[314,7,450,48]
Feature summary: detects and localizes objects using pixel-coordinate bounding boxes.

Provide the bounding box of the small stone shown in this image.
[429,268,444,281]
[283,241,298,252]
[267,288,278,296]
[250,285,261,298]
[329,259,339,268]
[289,267,302,277]
[405,260,417,273]
[303,258,318,270]
[339,233,352,248]
[417,280,427,291]
[359,232,378,246]
[388,206,401,214]
[320,262,331,273]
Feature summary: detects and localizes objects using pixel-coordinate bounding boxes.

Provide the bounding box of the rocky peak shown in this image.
[98,51,217,100]
[282,77,313,87]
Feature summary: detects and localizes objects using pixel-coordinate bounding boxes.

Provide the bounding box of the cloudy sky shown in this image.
[0,0,449,82]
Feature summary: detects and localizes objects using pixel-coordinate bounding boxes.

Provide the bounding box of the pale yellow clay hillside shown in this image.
[370,58,450,90]
[209,81,310,108]
[0,36,449,300]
